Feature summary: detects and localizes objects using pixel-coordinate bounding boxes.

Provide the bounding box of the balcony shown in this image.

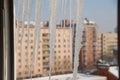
[43,53,49,57]
[43,57,49,62]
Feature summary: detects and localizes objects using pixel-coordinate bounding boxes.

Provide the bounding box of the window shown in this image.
[58,45,61,47]
[31,40,33,43]
[31,46,33,49]
[32,71,34,74]
[68,55,70,58]
[54,67,57,70]
[25,65,28,68]
[18,59,21,62]
[38,69,40,72]
[64,56,66,58]
[18,72,21,75]
[38,57,40,60]
[25,46,27,49]
[43,57,45,60]
[58,67,61,69]
[31,52,33,55]
[25,33,28,37]
[19,33,21,37]
[58,40,61,42]
[42,33,49,37]
[18,52,21,56]
[58,56,61,59]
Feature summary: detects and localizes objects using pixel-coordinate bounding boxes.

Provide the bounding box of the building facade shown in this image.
[96,33,118,62]
[102,33,117,57]
[78,21,98,72]
[96,33,102,60]
[16,21,73,79]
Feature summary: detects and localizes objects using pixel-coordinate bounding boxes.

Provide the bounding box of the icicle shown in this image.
[70,0,72,28]
[61,0,64,28]
[63,0,66,28]
[65,0,69,18]
[35,0,42,70]
[73,0,83,80]
[31,0,42,79]
[49,0,59,80]
[69,0,73,73]
[16,0,23,59]
[16,0,23,65]
[15,0,23,79]
[16,0,23,26]
[19,0,28,78]
[25,0,33,78]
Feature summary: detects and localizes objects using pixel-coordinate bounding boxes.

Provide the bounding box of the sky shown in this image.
[16,0,117,33]
[83,0,117,32]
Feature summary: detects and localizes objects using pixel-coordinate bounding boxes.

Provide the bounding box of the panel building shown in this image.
[97,33,118,62]
[16,21,73,79]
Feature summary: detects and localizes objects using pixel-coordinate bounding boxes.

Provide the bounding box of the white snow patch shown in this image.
[109,66,119,78]
[24,73,107,80]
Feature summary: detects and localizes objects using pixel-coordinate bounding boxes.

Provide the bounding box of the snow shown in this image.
[84,20,96,24]
[109,66,119,78]
[24,73,106,80]
[24,21,36,25]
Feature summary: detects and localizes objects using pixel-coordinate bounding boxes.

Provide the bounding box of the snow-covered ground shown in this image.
[109,66,119,78]
[24,73,107,80]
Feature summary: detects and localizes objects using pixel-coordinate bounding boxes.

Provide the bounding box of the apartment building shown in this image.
[78,20,98,72]
[16,21,73,79]
[95,32,118,65]
[101,33,117,61]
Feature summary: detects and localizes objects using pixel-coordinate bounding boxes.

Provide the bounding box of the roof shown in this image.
[24,73,106,80]
[109,66,119,78]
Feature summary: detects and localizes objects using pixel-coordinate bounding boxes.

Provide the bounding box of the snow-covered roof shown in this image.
[84,20,96,24]
[24,73,106,80]
[109,66,119,78]
[24,21,36,25]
